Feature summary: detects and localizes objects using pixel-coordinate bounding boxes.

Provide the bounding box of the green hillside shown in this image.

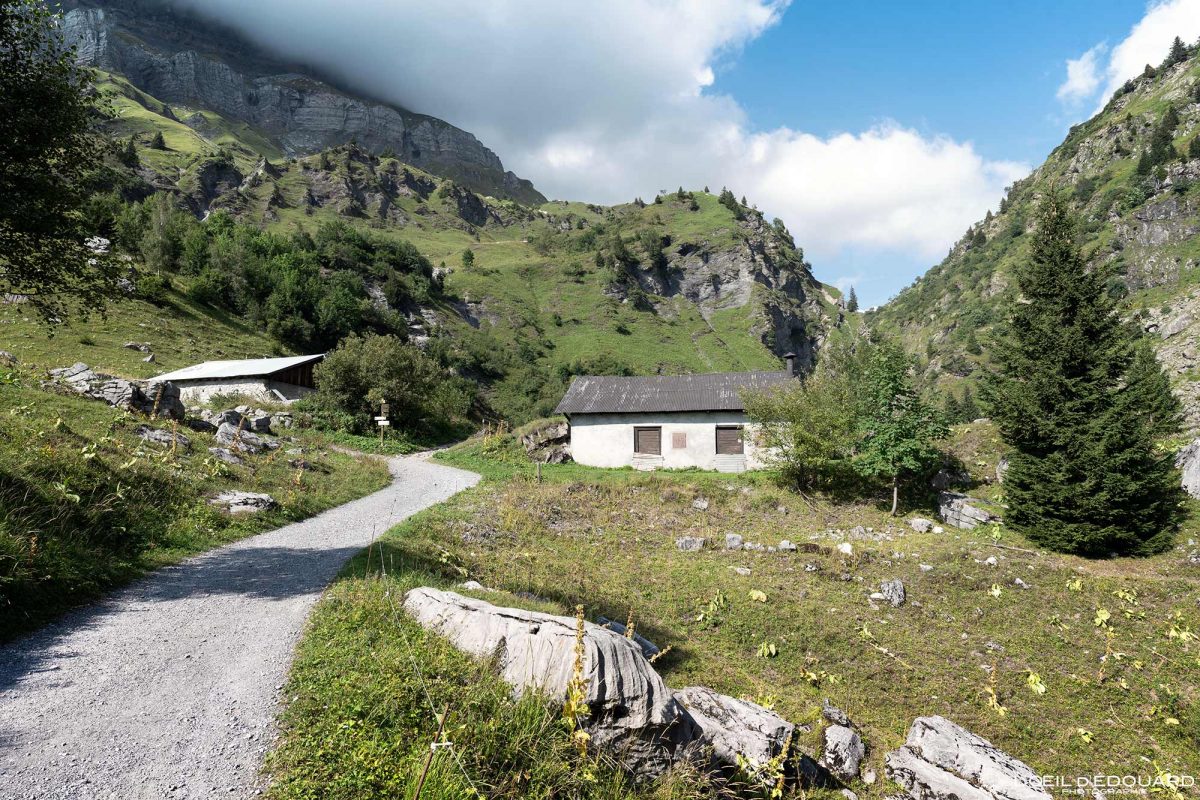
[81,73,841,423]
[871,43,1200,426]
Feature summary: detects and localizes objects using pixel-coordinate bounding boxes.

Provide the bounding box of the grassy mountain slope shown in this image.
[88,72,842,422]
[871,45,1200,426]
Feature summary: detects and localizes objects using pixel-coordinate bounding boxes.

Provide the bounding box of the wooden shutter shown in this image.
[634,426,662,455]
[671,432,687,449]
[715,426,744,455]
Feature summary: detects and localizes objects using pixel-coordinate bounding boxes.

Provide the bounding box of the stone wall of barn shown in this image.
[567,411,768,472]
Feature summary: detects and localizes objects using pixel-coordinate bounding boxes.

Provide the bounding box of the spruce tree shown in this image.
[983,193,1181,556]
[847,286,859,312]
[1164,36,1188,68]
[1189,136,1200,160]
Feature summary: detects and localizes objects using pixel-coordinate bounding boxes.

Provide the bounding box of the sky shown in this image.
[170,0,1200,307]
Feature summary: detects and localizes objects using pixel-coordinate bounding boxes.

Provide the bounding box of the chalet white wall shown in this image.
[567,411,768,472]
[173,379,315,404]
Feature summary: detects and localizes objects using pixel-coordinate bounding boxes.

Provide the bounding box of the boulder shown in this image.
[880,579,906,608]
[403,588,696,777]
[938,492,998,530]
[134,425,190,450]
[692,498,709,511]
[674,686,793,776]
[908,517,934,533]
[821,699,851,727]
[778,540,797,552]
[996,456,1009,485]
[884,716,1050,800]
[122,341,151,352]
[0,350,18,364]
[1175,438,1200,498]
[214,422,279,453]
[725,533,744,550]
[207,447,244,466]
[205,409,244,428]
[931,467,970,492]
[676,536,707,552]
[208,491,276,514]
[270,411,295,429]
[820,724,864,783]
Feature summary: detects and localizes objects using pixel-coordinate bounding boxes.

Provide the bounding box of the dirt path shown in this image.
[0,455,479,800]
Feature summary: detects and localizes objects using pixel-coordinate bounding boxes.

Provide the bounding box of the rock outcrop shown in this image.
[208,491,277,514]
[135,425,190,450]
[61,2,543,204]
[520,419,571,464]
[674,686,793,776]
[48,363,184,420]
[1175,438,1200,498]
[884,716,1050,800]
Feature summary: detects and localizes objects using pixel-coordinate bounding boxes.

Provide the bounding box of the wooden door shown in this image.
[634,426,662,455]
[715,426,744,455]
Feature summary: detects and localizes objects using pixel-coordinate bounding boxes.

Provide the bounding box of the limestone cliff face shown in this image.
[61,2,544,204]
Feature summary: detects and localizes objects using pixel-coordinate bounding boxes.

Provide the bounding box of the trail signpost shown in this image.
[375,401,390,446]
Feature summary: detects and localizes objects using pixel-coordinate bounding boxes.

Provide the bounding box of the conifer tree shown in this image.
[983,193,1181,556]
[150,130,166,150]
[1189,136,1200,160]
[847,286,859,313]
[1164,36,1188,68]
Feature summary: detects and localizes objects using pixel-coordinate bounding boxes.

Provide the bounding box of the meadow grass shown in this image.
[267,428,1200,798]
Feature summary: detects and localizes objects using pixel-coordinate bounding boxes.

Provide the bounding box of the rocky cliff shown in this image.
[871,43,1200,428]
[61,0,544,204]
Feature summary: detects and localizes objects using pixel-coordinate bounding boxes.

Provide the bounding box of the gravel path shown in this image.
[0,454,479,800]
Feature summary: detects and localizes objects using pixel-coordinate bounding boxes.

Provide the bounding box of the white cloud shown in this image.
[170,0,1025,266]
[1057,0,1200,110]
[1057,43,1106,103]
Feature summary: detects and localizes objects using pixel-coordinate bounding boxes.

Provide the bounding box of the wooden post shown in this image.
[536,460,542,484]
[412,705,450,800]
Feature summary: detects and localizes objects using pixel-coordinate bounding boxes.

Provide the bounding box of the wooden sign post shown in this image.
[375,401,390,447]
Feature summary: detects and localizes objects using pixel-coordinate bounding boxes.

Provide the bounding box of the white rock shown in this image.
[837,542,854,556]
[675,686,793,776]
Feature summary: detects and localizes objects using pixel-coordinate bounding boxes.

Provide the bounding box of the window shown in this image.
[634,426,662,455]
[715,425,744,455]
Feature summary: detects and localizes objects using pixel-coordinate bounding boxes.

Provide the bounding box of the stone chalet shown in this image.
[153,354,324,404]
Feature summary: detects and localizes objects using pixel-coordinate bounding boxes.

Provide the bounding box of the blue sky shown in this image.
[711,1,1158,305]
[182,0,1200,308]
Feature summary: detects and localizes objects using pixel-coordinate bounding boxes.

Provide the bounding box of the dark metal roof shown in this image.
[554,371,793,415]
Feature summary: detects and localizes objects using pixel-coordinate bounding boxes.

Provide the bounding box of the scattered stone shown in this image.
[725,533,744,550]
[837,542,853,556]
[743,542,764,552]
[984,556,998,566]
[885,716,1050,800]
[919,564,933,572]
[184,417,217,433]
[675,686,794,777]
[0,350,17,364]
[938,492,999,529]
[596,616,661,659]
[458,580,488,591]
[208,491,276,515]
[134,425,190,450]
[1013,577,1029,589]
[778,540,797,552]
[288,458,314,470]
[932,525,944,534]
[692,498,709,511]
[821,724,865,783]
[214,422,278,454]
[821,699,851,727]
[731,566,752,577]
[404,588,695,777]
[840,790,858,800]
[880,578,906,607]
[123,341,152,352]
[142,353,155,363]
[676,536,707,552]
[207,447,244,466]
[909,518,934,533]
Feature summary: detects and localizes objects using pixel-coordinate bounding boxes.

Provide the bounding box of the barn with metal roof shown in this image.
[153,354,324,404]
[553,354,798,472]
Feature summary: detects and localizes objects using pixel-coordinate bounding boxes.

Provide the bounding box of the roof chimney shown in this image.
[783,352,796,377]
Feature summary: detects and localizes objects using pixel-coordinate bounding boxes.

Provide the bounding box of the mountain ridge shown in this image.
[61,0,545,205]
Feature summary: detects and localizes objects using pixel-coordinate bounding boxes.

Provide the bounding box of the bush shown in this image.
[309,334,475,436]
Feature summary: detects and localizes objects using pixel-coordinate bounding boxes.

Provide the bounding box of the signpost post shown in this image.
[375,401,390,447]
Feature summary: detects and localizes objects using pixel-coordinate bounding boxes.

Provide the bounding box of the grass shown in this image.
[0,374,391,641]
[266,427,1200,798]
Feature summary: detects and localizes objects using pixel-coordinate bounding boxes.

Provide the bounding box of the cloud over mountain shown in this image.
[171,0,1025,270]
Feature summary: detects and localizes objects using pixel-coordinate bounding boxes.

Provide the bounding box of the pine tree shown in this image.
[983,193,1182,556]
[853,340,948,515]
[460,248,475,270]
[150,130,166,150]
[119,137,139,167]
[959,386,980,421]
[1164,36,1188,68]
[847,286,859,312]
[1189,136,1200,160]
